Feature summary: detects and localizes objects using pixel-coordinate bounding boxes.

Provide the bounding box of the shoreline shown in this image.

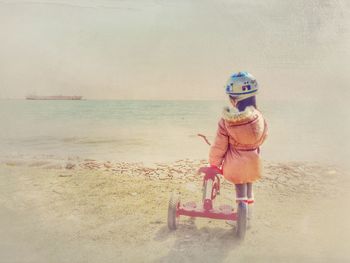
[1,155,342,173]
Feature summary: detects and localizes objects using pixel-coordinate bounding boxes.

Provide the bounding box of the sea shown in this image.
[0,99,347,165]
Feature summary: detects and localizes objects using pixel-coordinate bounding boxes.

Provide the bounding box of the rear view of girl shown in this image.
[209,71,268,224]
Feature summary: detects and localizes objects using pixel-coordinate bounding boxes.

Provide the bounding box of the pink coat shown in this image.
[209,106,268,184]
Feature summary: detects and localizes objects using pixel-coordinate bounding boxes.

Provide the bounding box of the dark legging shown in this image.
[235,183,253,200]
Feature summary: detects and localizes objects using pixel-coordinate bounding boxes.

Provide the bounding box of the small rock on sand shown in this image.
[150,220,163,224]
[104,163,112,168]
[65,163,76,169]
[59,174,72,178]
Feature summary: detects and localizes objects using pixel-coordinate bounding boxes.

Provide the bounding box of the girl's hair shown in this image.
[236,96,257,111]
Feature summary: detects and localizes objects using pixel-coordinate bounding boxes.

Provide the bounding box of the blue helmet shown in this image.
[225,71,258,101]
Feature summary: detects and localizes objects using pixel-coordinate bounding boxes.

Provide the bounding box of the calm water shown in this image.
[0,99,347,164]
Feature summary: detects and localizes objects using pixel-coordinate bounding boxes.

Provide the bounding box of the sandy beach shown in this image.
[1,0,350,262]
[0,158,349,263]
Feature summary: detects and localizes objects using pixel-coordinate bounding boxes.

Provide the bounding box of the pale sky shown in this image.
[0,0,349,100]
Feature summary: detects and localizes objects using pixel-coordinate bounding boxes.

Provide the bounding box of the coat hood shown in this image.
[222,106,258,125]
[221,106,267,149]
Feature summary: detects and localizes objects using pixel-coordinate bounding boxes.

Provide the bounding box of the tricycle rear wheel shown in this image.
[236,201,247,239]
[168,193,180,230]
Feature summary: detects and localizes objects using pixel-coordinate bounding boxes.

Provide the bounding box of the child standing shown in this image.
[209,71,268,224]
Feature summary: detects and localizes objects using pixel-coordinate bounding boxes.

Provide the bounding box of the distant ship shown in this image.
[26,95,83,100]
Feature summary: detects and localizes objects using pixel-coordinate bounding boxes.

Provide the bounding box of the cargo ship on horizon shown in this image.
[26,95,83,100]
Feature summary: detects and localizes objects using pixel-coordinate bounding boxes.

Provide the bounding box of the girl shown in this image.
[209,71,268,224]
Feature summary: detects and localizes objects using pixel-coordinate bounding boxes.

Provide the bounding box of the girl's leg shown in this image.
[247,183,253,201]
[247,183,254,225]
[227,183,247,226]
[235,183,247,202]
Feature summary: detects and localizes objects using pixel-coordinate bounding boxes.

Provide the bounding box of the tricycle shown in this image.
[167,166,248,239]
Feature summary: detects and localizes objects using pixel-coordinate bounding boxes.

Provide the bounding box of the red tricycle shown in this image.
[167,166,248,239]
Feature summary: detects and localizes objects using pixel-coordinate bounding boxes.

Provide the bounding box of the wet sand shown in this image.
[0,159,349,263]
